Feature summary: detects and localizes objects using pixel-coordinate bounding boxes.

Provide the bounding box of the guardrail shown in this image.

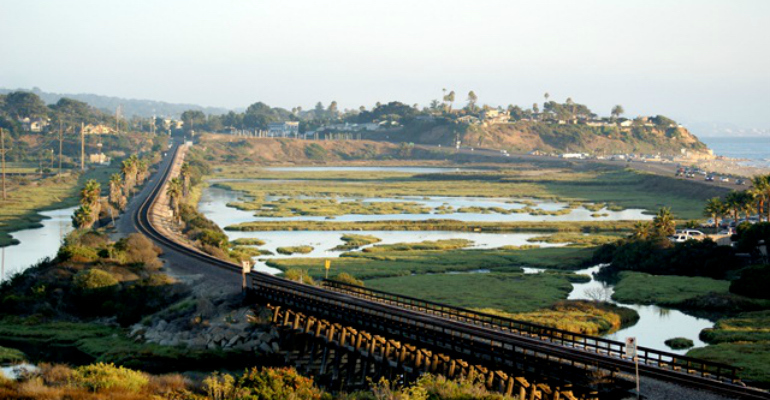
[322,279,741,383]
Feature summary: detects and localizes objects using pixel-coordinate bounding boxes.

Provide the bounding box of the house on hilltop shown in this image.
[83,124,114,135]
[19,117,50,132]
[267,121,299,137]
[479,109,510,125]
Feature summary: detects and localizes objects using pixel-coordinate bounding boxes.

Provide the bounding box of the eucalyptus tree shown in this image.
[611,105,625,120]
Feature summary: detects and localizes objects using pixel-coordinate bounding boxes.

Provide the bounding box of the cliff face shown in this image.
[400,121,709,156]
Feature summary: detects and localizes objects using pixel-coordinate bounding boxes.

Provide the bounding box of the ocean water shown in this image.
[699,136,770,168]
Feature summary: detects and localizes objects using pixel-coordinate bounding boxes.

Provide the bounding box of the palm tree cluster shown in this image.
[632,207,676,240]
[72,179,101,229]
[703,175,770,232]
[166,162,195,223]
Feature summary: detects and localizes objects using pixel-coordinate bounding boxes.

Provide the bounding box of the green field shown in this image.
[611,272,730,306]
[693,311,770,382]
[364,272,575,313]
[268,246,594,280]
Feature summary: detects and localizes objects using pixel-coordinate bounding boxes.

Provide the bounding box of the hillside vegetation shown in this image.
[390,120,707,155]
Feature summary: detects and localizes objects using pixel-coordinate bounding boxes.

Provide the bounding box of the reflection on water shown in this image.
[1,207,76,281]
[569,265,713,354]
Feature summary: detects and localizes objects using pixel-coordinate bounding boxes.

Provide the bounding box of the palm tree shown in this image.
[653,207,676,238]
[121,156,138,194]
[166,177,183,221]
[180,162,191,198]
[109,173,123,208]
[444,91,455,112]
[703,197,726,233]
[72,204,94,229]
[724,191,742,223]
[739,190,756,221]
[632,221,652,240]
[80,179,101,226]
[467,91,478,112]
[751,175,769,222]
[136,158,149,184]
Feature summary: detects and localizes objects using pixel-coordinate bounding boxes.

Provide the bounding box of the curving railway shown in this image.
[132,144,769,400]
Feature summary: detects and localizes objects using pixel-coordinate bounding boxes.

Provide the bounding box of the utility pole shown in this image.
[1,128,7,200]
[58,122,63,177]
[80,122,85,171]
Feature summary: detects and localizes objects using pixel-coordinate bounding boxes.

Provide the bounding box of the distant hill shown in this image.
[0,87,231,119]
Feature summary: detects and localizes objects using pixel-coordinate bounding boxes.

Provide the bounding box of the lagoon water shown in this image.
[201,185,651,226]
[0,207,76,281]
[199,167,709,355]
[568,265,713,354]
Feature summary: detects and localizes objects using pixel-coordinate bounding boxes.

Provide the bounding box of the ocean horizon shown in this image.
[699,136,770,168]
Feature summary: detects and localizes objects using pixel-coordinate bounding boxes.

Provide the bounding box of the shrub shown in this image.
[121,233,163,269]
[283,269,316,285]
[304,143,328,160]
[203,372,236,400]
[0,346,25,363]
[58,244,100,262]
[236,367,323,400]
[73,269,118,291]
[730,265,770,299]
[38,363,73,386]
[70,362,149,392]
[333,272,364,287]
[231,238,266,246]
[276,246,313,255]
[664,337,694,350]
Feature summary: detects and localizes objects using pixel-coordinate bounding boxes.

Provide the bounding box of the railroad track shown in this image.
[133,144,770,400]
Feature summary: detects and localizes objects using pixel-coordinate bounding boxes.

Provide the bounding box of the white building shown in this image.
[267,121,300,137]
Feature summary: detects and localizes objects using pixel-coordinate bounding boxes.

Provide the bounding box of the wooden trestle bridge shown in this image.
[132,144,770,400]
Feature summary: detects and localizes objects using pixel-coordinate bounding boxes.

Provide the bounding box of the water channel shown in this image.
[199,169,712,354]
[0,207,76,282]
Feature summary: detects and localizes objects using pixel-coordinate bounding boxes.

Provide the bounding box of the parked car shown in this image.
[677,229,705,237]
[735,179,745,185]
[705,175,714,182]
[669,234,692,243]
[720,176,730,182]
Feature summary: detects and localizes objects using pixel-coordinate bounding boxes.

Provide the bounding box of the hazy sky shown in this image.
[1,0,768,127]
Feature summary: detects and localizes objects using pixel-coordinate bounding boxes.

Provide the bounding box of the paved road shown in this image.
[114,149,240,291]
[419,145,741,191]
